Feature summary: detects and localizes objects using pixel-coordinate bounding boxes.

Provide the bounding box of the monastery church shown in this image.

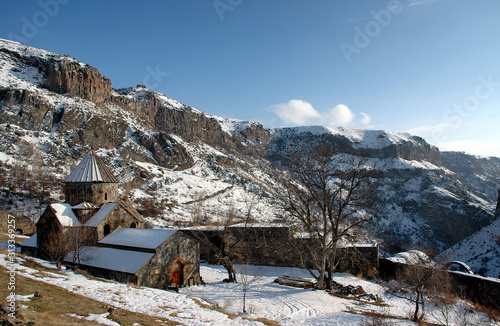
[35,150,145,258]
[21,150,202,289]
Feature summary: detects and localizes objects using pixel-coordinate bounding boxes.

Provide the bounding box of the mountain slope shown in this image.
[267,126,496,250]
[437,216,500,278]
[1,38,499,254]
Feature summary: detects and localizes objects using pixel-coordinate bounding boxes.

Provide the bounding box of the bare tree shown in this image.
[390,253,452,322]
[193,199,255,283]
[281,143,375,290]
[67,226,97,265]
[38,225,95,269]
[238,263,265,314]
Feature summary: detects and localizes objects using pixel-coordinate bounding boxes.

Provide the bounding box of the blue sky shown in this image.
[2,0,500,156]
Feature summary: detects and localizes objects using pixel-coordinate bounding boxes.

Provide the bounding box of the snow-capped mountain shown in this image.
[1,38,499,258]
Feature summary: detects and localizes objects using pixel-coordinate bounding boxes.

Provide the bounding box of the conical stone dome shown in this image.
[64,150,118,183]
[63,151,118,206]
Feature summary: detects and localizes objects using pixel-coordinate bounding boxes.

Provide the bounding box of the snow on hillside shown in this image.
[271,126,422,150]
[2,38,500,259]
[119,137,281,225]
[206,114,261,136]
[0,38,74,62]
[0,38,80,90]
[437,217,500,278]
[2,252,498,326]
[114,86,193,111]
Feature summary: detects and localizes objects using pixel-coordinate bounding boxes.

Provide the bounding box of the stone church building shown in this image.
[23,150,145,259]
[21,150,202,289]
[64,228,202,288]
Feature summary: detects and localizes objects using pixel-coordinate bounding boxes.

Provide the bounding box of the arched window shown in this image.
[104,224,111,236]
[130,222,136,228]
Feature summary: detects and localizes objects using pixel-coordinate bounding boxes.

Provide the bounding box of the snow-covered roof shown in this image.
[64,246,153,274]
[50,203,81,227]
[72,202,99,210]
[98,228,177,250]
[64,151,118,183]
[84,202,118,227]
[20,233,37,248]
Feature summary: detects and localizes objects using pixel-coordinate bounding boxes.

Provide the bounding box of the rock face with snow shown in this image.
[1,38,500,256]
[268,126,496,250]
[437,216,500,278]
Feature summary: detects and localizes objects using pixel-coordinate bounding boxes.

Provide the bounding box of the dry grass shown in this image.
[0,265,178,325]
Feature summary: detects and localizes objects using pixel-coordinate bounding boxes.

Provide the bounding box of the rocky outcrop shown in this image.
[267,129,443,166]
[43,59,112,103]
[2,39,500,255]
[0,87,56,131]
[113,88,272,157]
[442,151,500,203]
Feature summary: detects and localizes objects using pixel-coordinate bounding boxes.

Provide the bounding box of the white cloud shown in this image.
[360,112,372,125]
[271,100,357,127]
[271,99,321,125]
[325,104,355,126]
[436,141,500,158]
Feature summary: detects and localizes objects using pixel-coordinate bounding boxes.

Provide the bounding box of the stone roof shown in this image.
[64,150,118,183]
[20,233,37,248]
[98,228,177,250]
[84,202,118,227]
[118,201,144,221]
[64,246,153,274]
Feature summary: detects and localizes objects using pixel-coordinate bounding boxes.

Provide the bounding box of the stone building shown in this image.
[0,211,36,235]
[64,228,203,289]
[21,150,144,259]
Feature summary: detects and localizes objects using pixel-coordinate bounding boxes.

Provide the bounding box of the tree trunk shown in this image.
[242,290,247,313]
[317,256,327,289]
[222,258,237,283]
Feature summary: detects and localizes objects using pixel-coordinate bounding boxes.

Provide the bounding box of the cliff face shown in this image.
[113,87,272,156]
[266,127,443,166]
[43,59,112,103]
[1,39,500,253]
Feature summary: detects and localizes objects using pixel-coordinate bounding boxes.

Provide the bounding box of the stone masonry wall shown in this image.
[136,232,201,289]
[64,182,118,206]
[0,211,35,235]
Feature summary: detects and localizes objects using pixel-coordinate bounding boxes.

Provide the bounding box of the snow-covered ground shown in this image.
[1,250,498,326]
